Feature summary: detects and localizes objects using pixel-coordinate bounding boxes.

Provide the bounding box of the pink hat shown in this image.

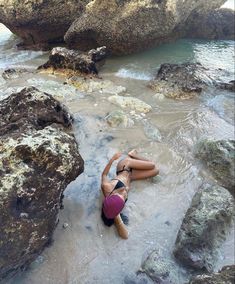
[102,195,125,219]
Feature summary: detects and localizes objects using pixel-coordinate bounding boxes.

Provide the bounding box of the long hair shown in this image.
[101,208,114,226]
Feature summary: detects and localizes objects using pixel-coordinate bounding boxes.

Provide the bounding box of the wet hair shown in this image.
[101,209,129,227]
[101,209,114,227]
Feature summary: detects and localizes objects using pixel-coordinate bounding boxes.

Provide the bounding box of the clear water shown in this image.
[0,10,234,284]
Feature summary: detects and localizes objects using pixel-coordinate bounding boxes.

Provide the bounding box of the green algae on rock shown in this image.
[174,184,234,272]
[0,87,84,281]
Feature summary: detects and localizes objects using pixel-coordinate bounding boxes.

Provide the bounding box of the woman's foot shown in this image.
[128,149,138,158]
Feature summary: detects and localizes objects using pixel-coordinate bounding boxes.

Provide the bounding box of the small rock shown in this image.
[63,223,69,229]
[142,119,162,142]
[105,110,134,128]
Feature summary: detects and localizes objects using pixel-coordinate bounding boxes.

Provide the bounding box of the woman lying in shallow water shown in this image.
[101,149,159,239]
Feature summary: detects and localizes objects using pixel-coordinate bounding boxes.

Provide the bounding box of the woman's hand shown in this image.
[111,152,122,161]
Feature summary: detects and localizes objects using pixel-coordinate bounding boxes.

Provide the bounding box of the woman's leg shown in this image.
[131,167,159,181]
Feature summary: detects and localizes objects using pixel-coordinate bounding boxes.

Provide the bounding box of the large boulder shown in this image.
[38,46,107,75]
[0,87,84,280]
[149,63,213,99]
[174,184,234,272]
[64,0,226,54]
[0,0,89,47]
[188,265,235,284]
[184,8,235,40]
[195,139,235,194]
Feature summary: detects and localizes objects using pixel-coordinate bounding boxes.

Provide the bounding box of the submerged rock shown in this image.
[64,0,225,54]
[0,87,84,280]
[174,184,234,272]
[195,139,235,194]
[67,77,126,95]
[0,0,89,47]
[184,8,235,40]
[149,63,213,99]
[142,119,162,142]
[108,95,152,113]
[105,110,134,128]
[38,46,107,75]
[2,68,29,80]
[217,80,235,92]
[140,250,180,283]
[188,265,235,284]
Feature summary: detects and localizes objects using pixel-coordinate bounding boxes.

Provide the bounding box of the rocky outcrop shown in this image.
[38,46,107,75]
[149,63,213,99]
[174,184,234,272]
[188,265,235,284]
[195,139,235,194]
[0,87,84,280]
[184,8,235,40]
[64,0,226,54]
[0,0,89,48]
[140,250,180,283]
[217,80,235,92]
[2,68,29,80]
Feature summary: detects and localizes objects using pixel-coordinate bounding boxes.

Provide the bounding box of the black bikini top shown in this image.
[110,179,128,202]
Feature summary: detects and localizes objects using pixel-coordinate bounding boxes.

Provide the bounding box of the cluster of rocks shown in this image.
[0,87,84,281]
[38,46,107,75]
[138,138,234,283]
[0,0,234,54]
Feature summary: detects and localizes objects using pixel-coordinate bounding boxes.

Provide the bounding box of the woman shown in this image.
[101,149,159,239]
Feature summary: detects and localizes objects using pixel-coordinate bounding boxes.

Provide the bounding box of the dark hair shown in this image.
[101,209,114,227]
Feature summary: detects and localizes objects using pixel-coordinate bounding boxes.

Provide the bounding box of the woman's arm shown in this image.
[114,215,129,239]
[101,152,122,196]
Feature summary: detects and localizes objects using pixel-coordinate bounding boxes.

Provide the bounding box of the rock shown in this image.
[140,250,180,283]
[217,80,235,92]
[174,184,234,272]
[184,8,235,40]
[38,46,107,75]
[195,139,235,194]
[108,95,152,113]
[2,68,29,80]
[0,87,84,280]
[188,265,235,284]
[0,0,89,47]
[105,110,134,128]
[63,223,69,229]
[64,0,225,55]
[149,63,213,99]
[142,119,162,142]
[124,272,153,284]
[67,77,126,95]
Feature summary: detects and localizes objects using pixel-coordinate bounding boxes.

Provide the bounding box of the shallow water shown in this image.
[0,20,234,284]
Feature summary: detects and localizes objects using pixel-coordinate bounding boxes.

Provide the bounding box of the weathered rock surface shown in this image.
[195,139,235,194]
[188,265,235,284]
[174,184,234,272]
[105,110,134,128]
[2,68,29,80]
[142,119,162,142]
[149,63,213,99]
[184,8,235,40]
[0,87,84,280]
[140,250,180,283]
[38,46,107,75]
[64,0,225,54]
[67,77,126,95]
[217,80,235,92]
[108,95,152,113]
[0,0,89,47]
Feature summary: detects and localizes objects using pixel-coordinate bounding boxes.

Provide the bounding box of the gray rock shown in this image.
[0,87,84,280]
[38,46,107,75]
[184,8,235,41]
[195,139,235,194]
[2,68,29,80]
[142,120,162,142]
[0,0,89,48]
[217,80,235,92]
[105,110,134,128]
[64,0,225,55]
[149,63,213,99]
[140,250,180,283]
[174,184,234,272]
[188,265,235,284]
